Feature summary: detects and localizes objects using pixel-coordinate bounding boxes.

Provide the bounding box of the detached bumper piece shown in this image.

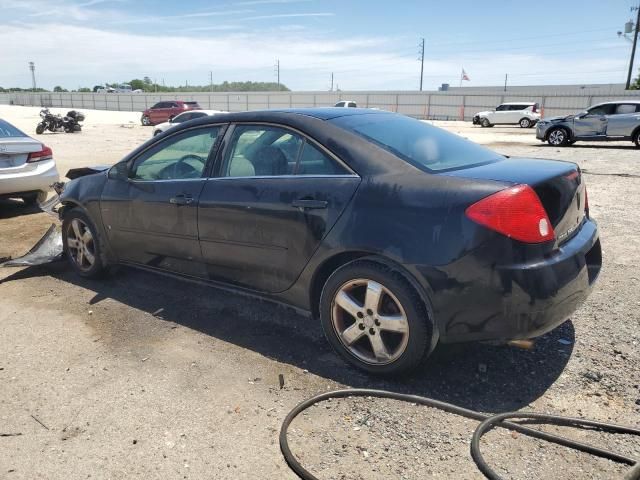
[0,224,63,267]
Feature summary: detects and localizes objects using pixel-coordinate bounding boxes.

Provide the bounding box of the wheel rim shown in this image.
[521,119,530,127]
[549,130,565,145]
[331,279,410,365]
[482,119,489,127]
[66,219,96,271]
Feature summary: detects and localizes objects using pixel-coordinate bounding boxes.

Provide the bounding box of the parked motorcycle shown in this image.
[36,108,84,134]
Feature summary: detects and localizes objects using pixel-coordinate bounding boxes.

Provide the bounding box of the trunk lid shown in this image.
[443,157,586,245]
[0,137,44,174]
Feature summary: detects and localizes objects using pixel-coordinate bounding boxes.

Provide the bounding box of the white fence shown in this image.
[2,86,640,121]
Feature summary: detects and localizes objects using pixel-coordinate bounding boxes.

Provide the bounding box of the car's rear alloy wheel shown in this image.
[320,260,433,375]
[519,118,531,128]
[633,130,640,148]
[548,128,569,146]
[62,209,106,278]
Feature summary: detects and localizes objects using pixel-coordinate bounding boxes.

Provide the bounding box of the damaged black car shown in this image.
[49,109,601,375]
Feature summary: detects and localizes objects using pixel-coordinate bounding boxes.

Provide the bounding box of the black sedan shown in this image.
[58,109,601,375]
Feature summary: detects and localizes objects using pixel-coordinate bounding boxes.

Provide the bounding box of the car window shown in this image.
[131,127,220,181]
[185,102,201,108]
[495,105,507,111]
[587,104,615,116]
[222,125,303,177]
[152,102,163,109]
[295,141,347,175]
[331,113,503,173]
[335,102,345,107]
[614,104,638,115]
[191,112,207,119]
[0,119,27,138]
[172,112,190,123]
[348,102,357,108]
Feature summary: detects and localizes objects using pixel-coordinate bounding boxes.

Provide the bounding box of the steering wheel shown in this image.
[158,154,205,179]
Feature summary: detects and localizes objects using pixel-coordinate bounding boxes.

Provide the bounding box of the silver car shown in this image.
[0,119,59,205]
[536,101,640,147]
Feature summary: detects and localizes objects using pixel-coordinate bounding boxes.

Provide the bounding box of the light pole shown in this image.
[29,61,36,91]
[625,4,640,89]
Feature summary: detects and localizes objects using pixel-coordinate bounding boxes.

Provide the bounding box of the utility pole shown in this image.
[210,71,213,92]
[504,73,508,92]
[418,38,425,91]
[275,59,280,90]
[626,3,640,89]
[330,72,334,91]
[28,61,36,91]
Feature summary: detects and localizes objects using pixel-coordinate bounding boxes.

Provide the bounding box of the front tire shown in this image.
[547,127,570,146]
[62,209,106,278]
[35,123,45,134]
[480,118,491,128]
[319,259,433,375]
[141,115,151,126]
[519,118,531,128]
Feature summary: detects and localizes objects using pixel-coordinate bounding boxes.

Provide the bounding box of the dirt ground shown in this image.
[0,105,639,480]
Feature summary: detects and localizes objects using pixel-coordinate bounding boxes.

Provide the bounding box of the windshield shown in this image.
[331,113,504,172]
[0,119,27,138]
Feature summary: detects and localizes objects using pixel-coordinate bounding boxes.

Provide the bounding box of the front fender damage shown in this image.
[0,182,66,267]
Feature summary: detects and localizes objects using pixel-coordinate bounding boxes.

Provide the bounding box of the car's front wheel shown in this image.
[480,118,492,128]
[547,128,570,146]
[320,259,433,375]
[141,115,151,126]
[62,209,106,278]
[519,118,531,128]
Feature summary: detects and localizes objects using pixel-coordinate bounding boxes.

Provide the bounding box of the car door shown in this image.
[604,103,640,137]
[573,104,613,137]
[197,124,361,293]
[507,105,526,123]
[149,102,169,124]
[490,104,509,124]
[100,125,225,276]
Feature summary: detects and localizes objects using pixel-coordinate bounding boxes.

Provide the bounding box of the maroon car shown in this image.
[141,101,201,126]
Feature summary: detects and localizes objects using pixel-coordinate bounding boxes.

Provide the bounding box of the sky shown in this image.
[0,0,635,91]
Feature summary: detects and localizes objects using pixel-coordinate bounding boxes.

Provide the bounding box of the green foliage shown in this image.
[53,86,68,92]
[77,88,92,92]
[1,80,290,93]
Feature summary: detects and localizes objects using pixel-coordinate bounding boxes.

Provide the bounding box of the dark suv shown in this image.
[536,101,640,147]
[141,101,201,126]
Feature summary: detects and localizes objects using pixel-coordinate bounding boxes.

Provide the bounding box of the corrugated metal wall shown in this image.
[2,85,639,121]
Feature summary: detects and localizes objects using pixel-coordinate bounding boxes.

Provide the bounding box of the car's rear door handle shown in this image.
[169,194,193,205]
[291,199,328,210]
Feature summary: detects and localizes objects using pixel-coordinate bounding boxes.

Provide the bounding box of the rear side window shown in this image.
[614,104,638,114]
[331,113,503,173]
[185,102,201,108]
[0,119,27,138]
[296,142,345,175]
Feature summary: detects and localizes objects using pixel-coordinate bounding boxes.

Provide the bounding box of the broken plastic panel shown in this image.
[0,224,63,267]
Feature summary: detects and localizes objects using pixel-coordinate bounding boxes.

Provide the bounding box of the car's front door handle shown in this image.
[291,199,328,210]
[169,194,193,206]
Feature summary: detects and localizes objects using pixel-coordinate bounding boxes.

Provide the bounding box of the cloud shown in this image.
[244,12,334,20]
[235,0,311,4]
[0,22,628,91]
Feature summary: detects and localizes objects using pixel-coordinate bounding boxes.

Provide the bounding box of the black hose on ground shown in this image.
[280,389,640,480]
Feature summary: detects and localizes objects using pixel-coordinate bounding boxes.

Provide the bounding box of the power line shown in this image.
[418,38,425,91]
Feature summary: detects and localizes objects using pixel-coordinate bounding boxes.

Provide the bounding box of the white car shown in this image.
[0,119,59,205]
[472,102,540,128]
[152,110,228,136]
[334,100,358,108]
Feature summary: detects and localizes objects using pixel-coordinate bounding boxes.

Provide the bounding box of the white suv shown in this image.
[473,102,540,128]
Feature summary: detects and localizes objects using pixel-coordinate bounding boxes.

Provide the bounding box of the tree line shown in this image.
[1,78,289,93]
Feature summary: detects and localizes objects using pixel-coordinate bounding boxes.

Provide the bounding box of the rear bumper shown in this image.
[0,159,60,196]
[436,219,601,343]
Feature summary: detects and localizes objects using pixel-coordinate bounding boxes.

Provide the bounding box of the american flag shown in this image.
[461,68,470,81]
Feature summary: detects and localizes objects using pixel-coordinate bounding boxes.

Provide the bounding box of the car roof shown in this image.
[594,100,640,105]
[500,101,536,105]
[208,107,388,121]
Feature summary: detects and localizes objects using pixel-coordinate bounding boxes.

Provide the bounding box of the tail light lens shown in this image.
[584,186,589,217]
[532,103,538,113]
[465,184,555,243]
[27,144,53,163]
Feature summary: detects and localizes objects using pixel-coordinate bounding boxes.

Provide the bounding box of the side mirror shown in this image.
[108,161,129,181]
[168,115,175,122]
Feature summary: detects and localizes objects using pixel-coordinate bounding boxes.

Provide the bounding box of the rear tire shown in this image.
[22,191,47,206]
[519,118,531,128]
[319,259,433,375]
[547,127,570,146]
[633,129,640,148]
[62,209,107,278]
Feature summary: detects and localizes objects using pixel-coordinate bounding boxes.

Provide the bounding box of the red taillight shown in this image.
[465,184,555,243]
[27,144,53,163]
[532,104,538,113]
[584,186,589,215]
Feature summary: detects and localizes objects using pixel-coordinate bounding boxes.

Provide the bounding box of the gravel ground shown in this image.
[0,106,639,479]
